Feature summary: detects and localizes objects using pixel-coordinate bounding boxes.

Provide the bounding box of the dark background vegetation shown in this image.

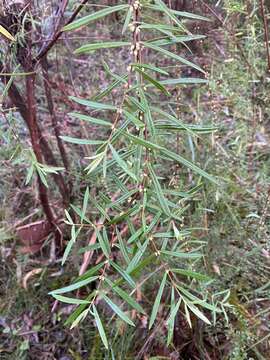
[0,0,270,359]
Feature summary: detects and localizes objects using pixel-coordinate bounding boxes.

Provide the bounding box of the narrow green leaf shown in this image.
[171,268,211,281]
[149,272,167,329]
[131,63,169,76]
[63,4,129,31]
[96,226,110,259]
[177,286,218,312]
[126,96,146,113]
[69,112,111,126]
[146,4,210,21]
[75,42,130,54]
[36,167,48,187]
[49,276,99,295]
[122,5,132,34]
[52,294,90,305]
[60,136,104,145]
[127,239,150,273]
[64,209,74,225]
[107,189,138,209]
[105,278,145,314]
[85,152,105,174]
[109,144,138,181]
[160,148,218,184]
[167,298,181,345]
[145,211,162,235]
[123,110,144,128]
[108,204,140,225]
[171,10,210,21]
[161,250,202,259]
[76,261,105,280]
[134,68,170,95]
[127,228,143,245]
[92,304,109,349]
[69,204,91,224]
[154,0,186,30]
[94,75,128,101]
[156,123,216,134]
[25,164,34,185]
[153,106,201,137]
[65,294,94,326]
[150,34,206,47]
[142,42,205,74]
[62,239,74,265]
[125,132,162,151]
[148,163,171,216]
[102,294,135,326]
[160,77,208,85]
[70,96,116,110]
[109,261,136,288]
[102,61,128,84]
[81,187,90,222]
[186,302,211,325]
[92,149,135,176]
[71,308,89,329]
[116,227,130,264]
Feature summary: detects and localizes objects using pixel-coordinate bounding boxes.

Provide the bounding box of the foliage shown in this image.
[48,0,220,350]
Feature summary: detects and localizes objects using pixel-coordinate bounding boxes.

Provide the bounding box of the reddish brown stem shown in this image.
[26,73,56,227]
[41,58,72,204]
[41,59,70,172]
